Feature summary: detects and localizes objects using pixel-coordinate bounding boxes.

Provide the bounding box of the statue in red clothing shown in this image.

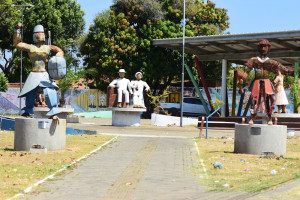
[237,40,294,125]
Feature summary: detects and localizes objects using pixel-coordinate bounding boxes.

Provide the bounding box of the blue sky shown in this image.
[78,0,300,34]
[77,0,113,32]
[2,0,300,67]
[213,0,300,34]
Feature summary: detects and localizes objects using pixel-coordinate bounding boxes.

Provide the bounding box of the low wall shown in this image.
[151,113,198,126]
[74,111,112,118]
[0,88,107,115]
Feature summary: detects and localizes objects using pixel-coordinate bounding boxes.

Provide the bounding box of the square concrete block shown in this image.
[30,147,47,154]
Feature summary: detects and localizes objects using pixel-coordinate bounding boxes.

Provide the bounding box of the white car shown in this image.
[160,97,210,116]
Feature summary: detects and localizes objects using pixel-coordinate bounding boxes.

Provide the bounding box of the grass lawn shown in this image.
[0,131,114,200]
[194,136,300,193]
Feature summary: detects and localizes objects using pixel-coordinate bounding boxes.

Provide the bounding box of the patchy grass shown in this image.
[194,137,300,193]
[0,131,114,200]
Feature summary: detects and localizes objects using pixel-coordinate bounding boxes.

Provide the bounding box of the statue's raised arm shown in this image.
[13,22,30,51]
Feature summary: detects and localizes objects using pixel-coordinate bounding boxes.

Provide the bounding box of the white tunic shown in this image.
[109,78,132,103]
[109,78,132,92]
[131,80,150,107]
[131,80,150,95]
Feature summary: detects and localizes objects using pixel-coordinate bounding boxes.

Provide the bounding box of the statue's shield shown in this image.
[48,56,67,80]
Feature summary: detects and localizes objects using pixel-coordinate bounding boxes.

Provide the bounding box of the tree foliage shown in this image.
[0,0,19,76]
[81,0,228,86]
[80,0,229,116]
[57,70,80,101]
[1,0,85,82]
[0,72,9,92]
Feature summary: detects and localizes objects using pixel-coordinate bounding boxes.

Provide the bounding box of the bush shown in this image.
[0,72,8,92]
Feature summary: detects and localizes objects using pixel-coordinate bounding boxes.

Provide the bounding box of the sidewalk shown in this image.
[22,137,253,200]
[20,118,300,200]
[67,118,236,139]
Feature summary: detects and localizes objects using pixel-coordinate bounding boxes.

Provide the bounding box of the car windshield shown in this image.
[183,98,203,105]
[183,98,192,104]
[193,98,203,105]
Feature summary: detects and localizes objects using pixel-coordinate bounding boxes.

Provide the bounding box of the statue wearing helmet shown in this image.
[13,22,65,119]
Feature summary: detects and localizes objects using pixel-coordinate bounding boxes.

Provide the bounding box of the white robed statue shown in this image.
[131,72,150,108]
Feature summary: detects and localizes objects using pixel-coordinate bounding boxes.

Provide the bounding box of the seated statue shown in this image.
[108,69,133,108]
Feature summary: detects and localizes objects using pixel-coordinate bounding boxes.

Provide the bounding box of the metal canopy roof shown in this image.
[152,30,300,66]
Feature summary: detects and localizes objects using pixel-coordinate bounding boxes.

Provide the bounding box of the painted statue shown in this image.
[273,69,289,113]
[13,23,63,118]
[109,69,133,108]
[35,93,47,107]
[131,72,150,108]
[237,40,294,125]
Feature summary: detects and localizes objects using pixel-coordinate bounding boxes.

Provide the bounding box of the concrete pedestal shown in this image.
[14,118,66,151]
[67,114,80,123]
[109,107,146,126]
[234,124,287,156]
[33,106,74,119]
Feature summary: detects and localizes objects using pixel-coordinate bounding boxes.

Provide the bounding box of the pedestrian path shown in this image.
[22,136,253,200]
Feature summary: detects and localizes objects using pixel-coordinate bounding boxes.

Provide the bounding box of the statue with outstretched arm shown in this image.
[237,40,294,125]
[13,22,63,118]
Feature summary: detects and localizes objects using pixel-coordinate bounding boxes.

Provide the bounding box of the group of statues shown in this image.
[13,22,149,119]
[109,69,150,108]
[12,22,295,125]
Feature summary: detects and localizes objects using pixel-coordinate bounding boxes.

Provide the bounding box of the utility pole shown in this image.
[180,0,186,127]
[11,4,34,114]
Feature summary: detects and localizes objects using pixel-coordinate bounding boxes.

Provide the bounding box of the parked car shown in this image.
[159,97,210,116]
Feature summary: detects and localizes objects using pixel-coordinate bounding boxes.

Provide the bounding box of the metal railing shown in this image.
[205,107,221,139]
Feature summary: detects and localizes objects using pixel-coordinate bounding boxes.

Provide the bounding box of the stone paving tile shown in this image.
[132,138,205,200]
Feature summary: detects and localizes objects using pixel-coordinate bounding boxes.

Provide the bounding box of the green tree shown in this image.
[0,0,19,77]
[80,0,229,116]
[2,0,85,82]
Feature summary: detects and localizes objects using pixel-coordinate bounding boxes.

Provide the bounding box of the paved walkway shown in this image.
[20,118,300,200]
[23,136,254,200]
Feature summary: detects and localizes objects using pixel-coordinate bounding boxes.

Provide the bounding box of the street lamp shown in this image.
[11,4,34,114]
[180,0,186,127]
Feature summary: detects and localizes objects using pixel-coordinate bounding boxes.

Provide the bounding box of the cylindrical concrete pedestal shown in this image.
[234,124,287,155]
[112,111,141,126]
[14,118,66,151]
